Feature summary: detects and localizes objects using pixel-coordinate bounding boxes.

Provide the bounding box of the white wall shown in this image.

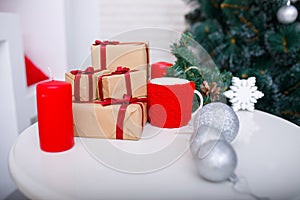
[65,0,100,68]
[65,0,189,68]
[98,0,189,63]
[0,0,68,80]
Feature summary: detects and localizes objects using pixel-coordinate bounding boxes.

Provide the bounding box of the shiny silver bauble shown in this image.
[195,140,237,182]
[277,5,298,24]
[193,102,239,143]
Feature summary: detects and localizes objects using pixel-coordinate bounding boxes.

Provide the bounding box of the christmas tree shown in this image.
[168,0,300,125]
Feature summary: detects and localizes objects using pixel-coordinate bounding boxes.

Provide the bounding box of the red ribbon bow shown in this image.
[70,67,99,102]
[70,66,95,75]
[93,40,120,70]
[98,95,147,140]
[111,66,130,75]
[93,40,120,45]
[98,67,135,101]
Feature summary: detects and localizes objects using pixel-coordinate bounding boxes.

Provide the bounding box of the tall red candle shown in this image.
[151,62,172,79]
[36,80,74,152]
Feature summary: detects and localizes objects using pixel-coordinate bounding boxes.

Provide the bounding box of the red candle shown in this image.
[151,62,172,79]
[36,80,74,152]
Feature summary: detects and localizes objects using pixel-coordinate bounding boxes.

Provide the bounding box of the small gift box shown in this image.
[73,96,147,140]
[65,67,109,102]
[91,40,149,73]
[98,66,147,101]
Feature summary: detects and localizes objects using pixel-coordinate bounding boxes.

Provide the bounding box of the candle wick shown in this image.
[47,67,54,80]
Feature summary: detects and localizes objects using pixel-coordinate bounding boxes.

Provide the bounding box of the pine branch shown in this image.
[167,33,233,104]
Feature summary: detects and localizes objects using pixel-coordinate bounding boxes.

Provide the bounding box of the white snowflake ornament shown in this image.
[224,77,264,112]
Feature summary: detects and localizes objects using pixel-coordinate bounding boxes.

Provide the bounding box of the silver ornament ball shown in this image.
[193,102,239,143]
[277,5,298,24]
[195,140,238,182]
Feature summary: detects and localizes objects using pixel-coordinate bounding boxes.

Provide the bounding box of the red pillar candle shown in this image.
[151,62,172,79]
[36,80,74,152]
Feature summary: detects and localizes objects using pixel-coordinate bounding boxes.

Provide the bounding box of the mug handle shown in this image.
[192,90,203,118]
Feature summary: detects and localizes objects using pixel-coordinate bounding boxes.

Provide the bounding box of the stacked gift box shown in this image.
[66,40,149,140]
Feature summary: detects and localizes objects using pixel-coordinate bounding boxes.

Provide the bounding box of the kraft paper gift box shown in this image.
[65,67,109,102]
[91,40,149,74]
[72,98,147,140]
[98,66,147,101]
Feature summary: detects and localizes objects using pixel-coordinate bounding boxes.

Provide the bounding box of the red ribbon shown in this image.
[93,40,149,77]
[71,67,98,102]
[93,40,120,45]
[98,95,147,140]
[98,66,133,101]
[99,95,147,106]
[70,66,95,75]
[111,66,130,74]
[93,40,120,70]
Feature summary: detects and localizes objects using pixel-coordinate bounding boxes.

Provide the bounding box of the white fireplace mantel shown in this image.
[0,12,36,199]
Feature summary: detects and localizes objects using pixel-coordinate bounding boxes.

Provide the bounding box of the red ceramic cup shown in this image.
[148,77,203,128]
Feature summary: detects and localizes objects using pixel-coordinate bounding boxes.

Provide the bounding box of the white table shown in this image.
[9,110,300,200]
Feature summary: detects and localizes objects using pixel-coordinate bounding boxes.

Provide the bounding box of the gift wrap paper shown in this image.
[91,41,149,73]
[65,69,109,102]
[73,102,147,140]
[99,70,147,101]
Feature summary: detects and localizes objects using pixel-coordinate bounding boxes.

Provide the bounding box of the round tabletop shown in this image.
[9,110,300,200]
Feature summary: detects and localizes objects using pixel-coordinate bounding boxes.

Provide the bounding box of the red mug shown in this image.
[148,77,203,128]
